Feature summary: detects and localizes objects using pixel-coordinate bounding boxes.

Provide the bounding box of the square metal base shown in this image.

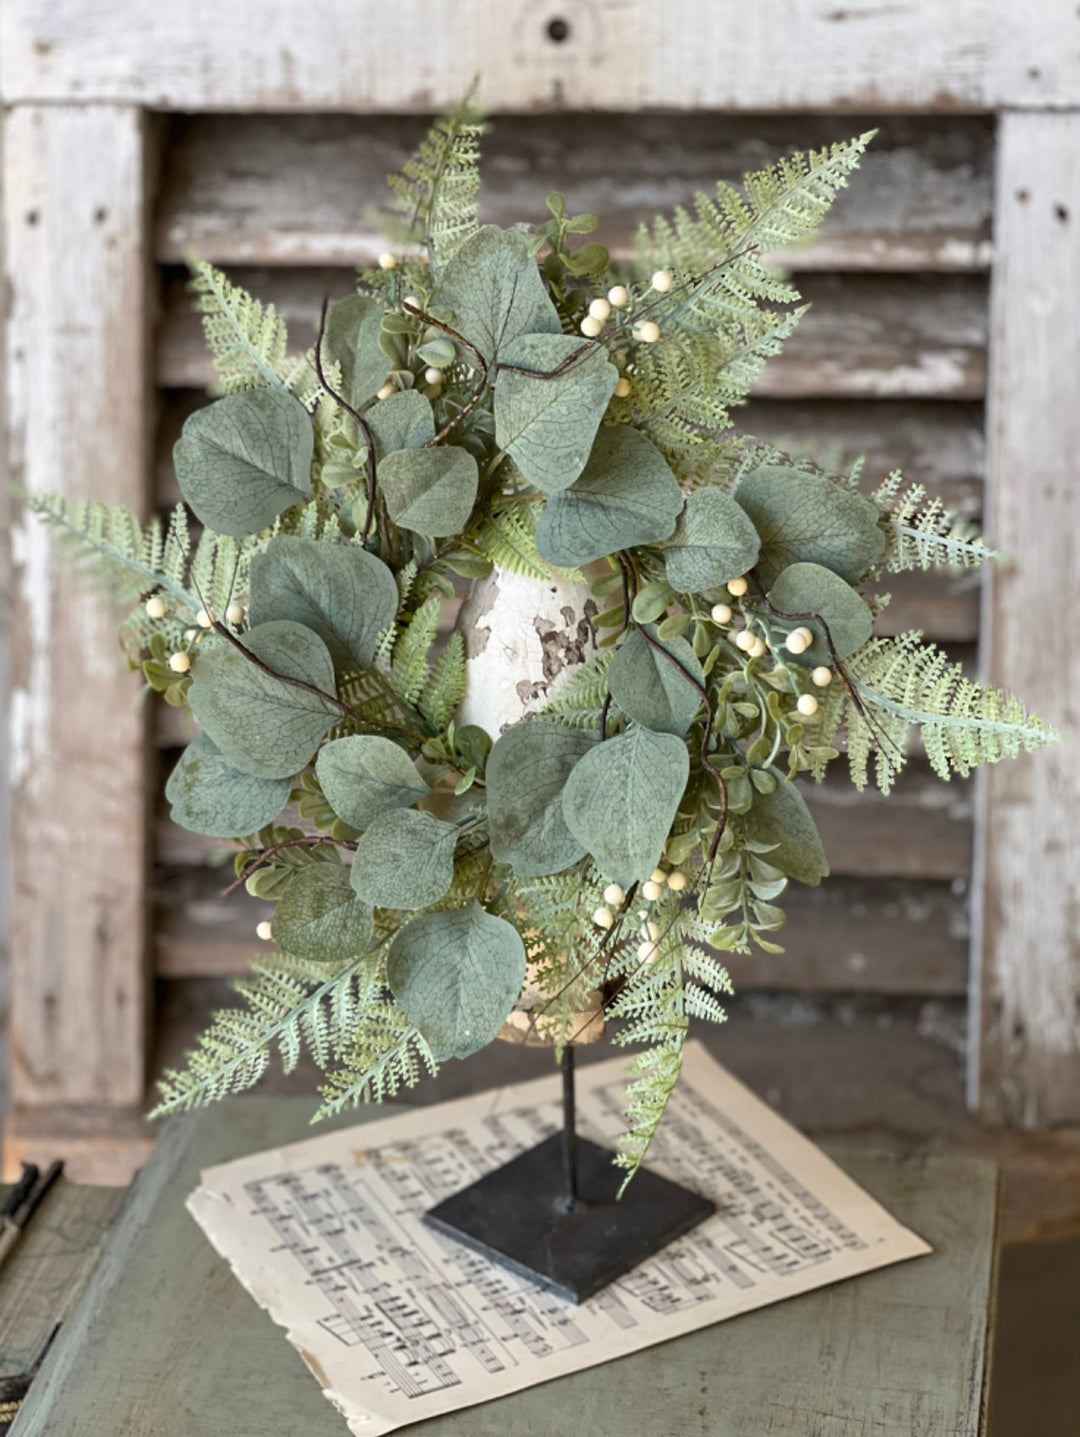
[423,1132,716,1303]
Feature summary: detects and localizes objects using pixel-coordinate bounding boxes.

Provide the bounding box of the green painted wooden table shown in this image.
[12,1100,999,1436]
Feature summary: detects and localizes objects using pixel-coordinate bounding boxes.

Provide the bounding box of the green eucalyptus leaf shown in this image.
[664,488,761,593]
[434,225,560,364]
[768,561,874,664]
[742,778,829,886]
[535,426,684,567]
[416,336,457,368]
[323,294,389,409]
[351,809,458,910]
[165,732,289,837]
[494,334,617,491]
[248,534,398,675]
[315,734,428,829]
[561,726,690,887]
[173,389,312,537]
[366,390,435,456]
[631,579,675,624]
[273,862,374,963]
[387,901,527,1060]
[486,721,595,876]
[735,464,885,587]
[608,626,704,737]
[187,621,338,779]
[379,447,479,536]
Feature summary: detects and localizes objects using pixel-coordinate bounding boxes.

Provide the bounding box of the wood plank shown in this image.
[4,1106,154,1188]
[156,265,988,398]
[973,113,1080,1127]
[151,863,967,993]
[2,106,151,1108]
[12,1087,999,1437]
[2,0,1077,110]
[154,112,994,271]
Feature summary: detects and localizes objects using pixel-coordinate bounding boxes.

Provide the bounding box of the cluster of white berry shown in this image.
[144,595,246,675]
[579,271,672,356]
[590,866,688,963]
[706,582,833,715]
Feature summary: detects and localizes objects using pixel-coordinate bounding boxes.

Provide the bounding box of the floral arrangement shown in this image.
[31,96,1056,1181]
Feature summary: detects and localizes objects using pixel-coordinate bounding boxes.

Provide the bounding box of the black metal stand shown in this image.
[423,1047,716,1303]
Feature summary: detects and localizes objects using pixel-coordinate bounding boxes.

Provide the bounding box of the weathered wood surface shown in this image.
[2,0,1077,111]
[13,1092,999,1437]
[156,265,989,399]
[152,863,967,993]
[154,112,994,271]
[4,1107,154,1189]
[0,1179,122,1379]
[1,106,150,1109]
[973,113,1080,1128]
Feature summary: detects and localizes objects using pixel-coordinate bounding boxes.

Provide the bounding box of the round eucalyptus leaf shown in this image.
[316,735,428,830]
[187,621,339,780]
[562,726,690,887]
[379,447,479,537]
[387,901,527,1060]
[664,488,761,593]
[273,862,374,964]
[535,427,684,567]
[768,562,874,664]
[734,463,885,587]
[173,388,312,537]
[742,778,829,886]
[434,225,560,363]
[486,721,596,876]
[165,731,289,838]
[350,809,458,910]
[323,293,390,410]
[366,390,435,457]
[249,534,398,675]
[494,333,617,492]
[608,626,705,737]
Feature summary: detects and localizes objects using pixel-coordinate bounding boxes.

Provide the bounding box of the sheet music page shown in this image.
[188,1041,930,1435]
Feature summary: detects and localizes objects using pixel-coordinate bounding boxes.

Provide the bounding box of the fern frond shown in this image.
[150,952,381,1116]
[873,471,997,573]
[419,630,466,729]
[390,594,441,706]
[538,651,614,731]
[314,1000,438,1117]
[384,86,486,274]
[845,633,1059,791]
[188,259,289,394]
[472,502,564,580]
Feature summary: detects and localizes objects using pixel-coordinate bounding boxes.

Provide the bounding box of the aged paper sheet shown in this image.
[188,1041,930,1434]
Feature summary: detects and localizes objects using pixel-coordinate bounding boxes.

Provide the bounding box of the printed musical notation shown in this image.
[188,1042,929,1435]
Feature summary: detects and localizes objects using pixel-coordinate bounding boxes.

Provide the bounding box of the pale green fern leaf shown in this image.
[385,86,486,274]
[315,1001,438,1116]
[873,471,997,573]
[188,259,289,394]
[419,630,466,730]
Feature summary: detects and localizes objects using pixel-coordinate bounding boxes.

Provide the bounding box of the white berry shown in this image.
[580,315,604,338]
[633,320,660,344]
[592,905,615,929]
[256,921,273,941]
[785,626,814,655]
[797,693,820,717]
[225,602,245,626]
[184,628,197,642]
[376,382,396,400]
[748,636,767,659]
[637,939,658,963]
[195,607,213,629]
[607,285,630,308]
[614,376,631,398]
[603,883,625,906]
[377,252,397,270]
[734,630,756,652]
[650,868,668,886]
[710,603,733,625]
[168,651,191,674]
[811,666,833,687]
[643,920,661,941]
[667,870,688,892]
[403,294,421,311]
[588,297,612,322]
[424,366,443,384]
[727,576,749,597]
[651,269,673,293]
[642,879,663,902]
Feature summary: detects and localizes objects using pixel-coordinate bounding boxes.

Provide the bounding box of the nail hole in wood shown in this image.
[93,206,108,225]
[546,16,570,42]
[25,209,39,226]
[1015,188,1030,204]
[1054,202,1070,224]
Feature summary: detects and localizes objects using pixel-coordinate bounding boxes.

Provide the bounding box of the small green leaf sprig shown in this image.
[31,95,1058,1180]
